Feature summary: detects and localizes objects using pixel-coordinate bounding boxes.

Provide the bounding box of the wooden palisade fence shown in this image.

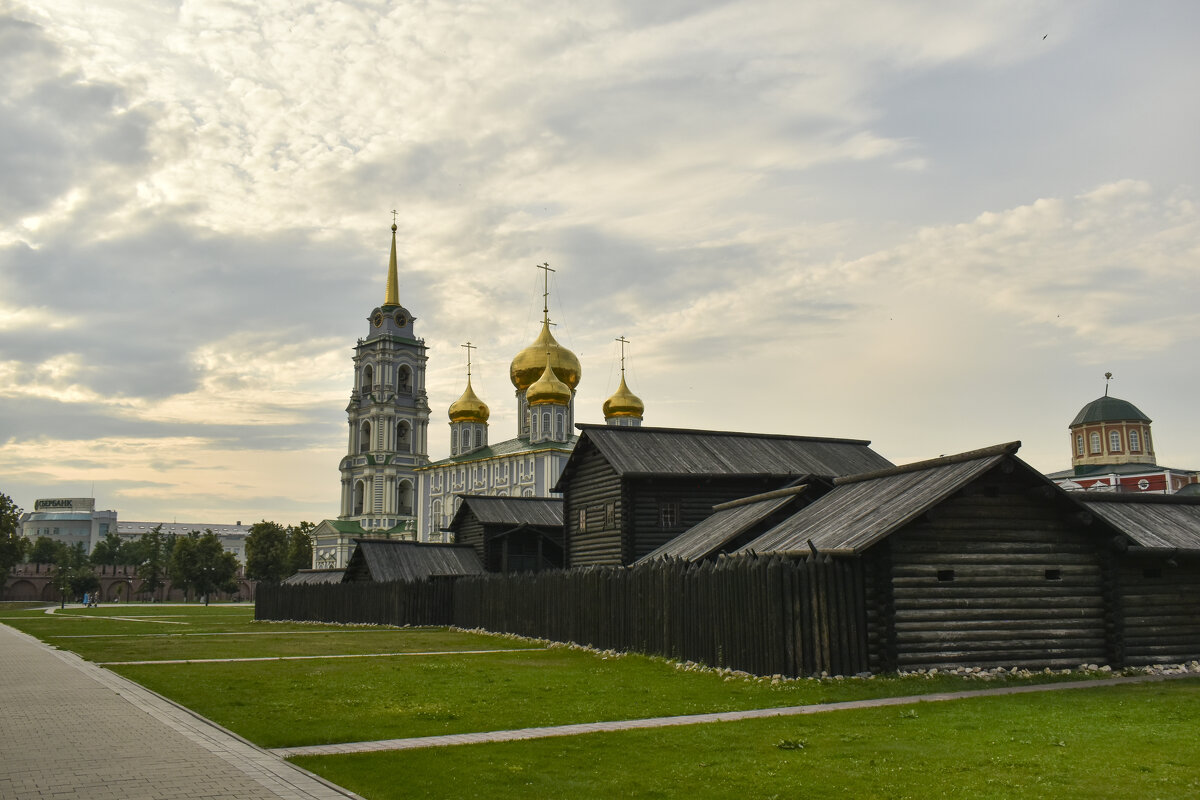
[256,555,872,677]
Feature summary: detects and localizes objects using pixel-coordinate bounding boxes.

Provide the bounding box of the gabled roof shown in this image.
[417,435,577,469]
[636,484,811,564]
[282,569,346,585]
[557,424,891,489]
[1077,494,1200,551]
[449,496,563,530]
[739,443,1022,556]
[345,539,485,582]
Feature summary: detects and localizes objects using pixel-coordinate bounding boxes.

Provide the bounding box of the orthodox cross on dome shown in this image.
[616,335,630,377]
[536,262,555,321]
[1104,371,1113,397]
[391,209,398,226]
[462,341,476,378]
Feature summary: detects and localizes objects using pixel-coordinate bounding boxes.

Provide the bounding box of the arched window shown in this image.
[1075,434,1084,456]
[474,429,482,448]
[542,411,550,434]
[1109,430,1122,452]
[1089,432,1101,454]
[396,480,414,516]
[556,413,564,438]
[530,413,538,437]
[396,421,410,452]
[359,421,372,453]
[397,365,412,394]
[362,365,374,392]
[1129,429,1141,452]
[353,481,365,515]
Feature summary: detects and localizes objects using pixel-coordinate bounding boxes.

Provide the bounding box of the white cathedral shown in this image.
[311,225,644,569]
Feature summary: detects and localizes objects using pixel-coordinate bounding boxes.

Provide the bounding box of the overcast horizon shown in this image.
[2,1,1198,526]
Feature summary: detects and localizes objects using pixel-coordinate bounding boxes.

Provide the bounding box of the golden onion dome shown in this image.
[602,375,644,419]
[526,355,572,407]
[448,378,490,423]
[510,319,581,391]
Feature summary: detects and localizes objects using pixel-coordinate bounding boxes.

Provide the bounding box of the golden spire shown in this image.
[384,212,399,307]
[603,336,644,419]
[449,342,490,423]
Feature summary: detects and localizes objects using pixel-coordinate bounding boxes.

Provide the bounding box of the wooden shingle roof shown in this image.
[449,496,563,530]
[1077,494,1200,551]
[345,539,485,582]
[739,443,1021,556]
[559,424,892,489]
[282,569,346,585]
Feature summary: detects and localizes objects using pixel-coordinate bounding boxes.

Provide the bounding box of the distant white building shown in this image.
[19,497,250,561]
[20,498,116,554]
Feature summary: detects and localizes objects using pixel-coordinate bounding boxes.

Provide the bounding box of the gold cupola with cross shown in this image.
[449,342,490,456]
[509,263,580,439]
[603,335,644,426]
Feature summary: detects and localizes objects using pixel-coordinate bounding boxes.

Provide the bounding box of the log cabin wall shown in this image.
[454,515,488,566]
[1119,558,1200,665]
[885,471,1111,671]
[563,449,624,566]
[626,476,784,563]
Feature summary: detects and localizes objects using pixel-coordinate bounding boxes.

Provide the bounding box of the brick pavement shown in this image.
[0,623,362,800]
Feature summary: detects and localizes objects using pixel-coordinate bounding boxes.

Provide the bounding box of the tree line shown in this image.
[1,491,317,602]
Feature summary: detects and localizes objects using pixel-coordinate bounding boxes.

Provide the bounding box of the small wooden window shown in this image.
[937,569,955,582]
[577,508,587,533]
[605,502,616,529]
[1045,569,1062,581]
[658,502,679,528]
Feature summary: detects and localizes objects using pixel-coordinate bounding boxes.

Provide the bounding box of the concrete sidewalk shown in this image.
[0,623,361,800]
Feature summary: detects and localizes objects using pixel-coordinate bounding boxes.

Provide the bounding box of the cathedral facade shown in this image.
[313,228,643,567]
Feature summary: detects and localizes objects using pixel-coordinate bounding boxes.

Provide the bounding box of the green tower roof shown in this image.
[1070,395,1151,427]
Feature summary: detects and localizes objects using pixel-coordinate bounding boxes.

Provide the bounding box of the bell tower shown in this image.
[338,220,430,536]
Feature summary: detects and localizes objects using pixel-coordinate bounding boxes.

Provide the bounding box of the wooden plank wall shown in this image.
[1119,559,1200,665]
[256,555,872,678]
[627,476,781,562]
[563,453,624,566]
[887,480,1109,671]
[454,516,488,567]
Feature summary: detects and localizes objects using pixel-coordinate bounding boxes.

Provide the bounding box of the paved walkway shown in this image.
[272,671,1191,758]
[0,623,361,800]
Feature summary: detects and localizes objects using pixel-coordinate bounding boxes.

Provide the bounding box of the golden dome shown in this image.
[603,375,644,419]
[526,355,572,407]
[448,377,490,423]
[509,319,581,391]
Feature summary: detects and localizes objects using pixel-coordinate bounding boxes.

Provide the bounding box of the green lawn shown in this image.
[6,604,1198,798]
[293,680,1200,800]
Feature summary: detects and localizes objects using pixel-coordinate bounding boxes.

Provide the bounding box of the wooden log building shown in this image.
[556,424,892,567]
[735,442,1200,671]
[447,495,564,573]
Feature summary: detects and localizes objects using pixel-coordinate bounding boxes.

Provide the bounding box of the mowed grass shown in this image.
[293,679,1200,800]
[9,604,1200,798]
[5,605,1111,750]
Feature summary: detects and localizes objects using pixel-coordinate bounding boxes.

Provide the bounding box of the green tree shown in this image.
[0,492,28,599]
[30,535,66,565]
[134,525,169,600]
[192,530,238,606]
[245,521,289,583]
[286,521,315,574]
[170,533,199,602]
[90,531,125,565]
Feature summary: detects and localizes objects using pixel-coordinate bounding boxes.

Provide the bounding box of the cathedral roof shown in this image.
[448,377,490,423]
[526,356,572,406]
[510,319,581,391]
[603,375,644,419]
[383,223,400,308]
[1070,395,1151,426]
[417,435,577,470]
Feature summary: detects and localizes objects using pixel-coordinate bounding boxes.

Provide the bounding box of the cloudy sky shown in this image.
[2,0,1198,526]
